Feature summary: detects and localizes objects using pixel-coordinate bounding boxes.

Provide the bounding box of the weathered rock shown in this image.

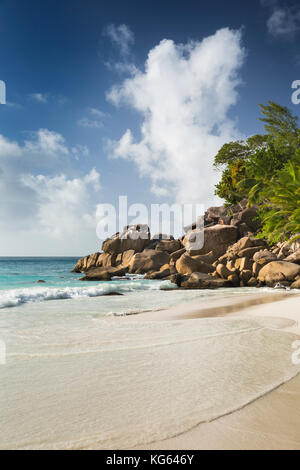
[230,205,260,234]
[102,225,151,254]
[192,252,216,265]
[216,264,231,279]
[230,236,257,253]
[258,261,300,286]
[80,265,128,281]
[152,233,174,240]
[119,249,136,267]
[237,246,266,258]
[155,239,182,254]
[291,279,300,289]
[169,248,186,266]
[183,224,238,257]
[252,262,262,277]
[284,250,300,265]
[72,255,90,272]
[97,252,117,267]
[226,260,238,272]
[240,269,252,283]
[223,236,267,261]
[228,273,239,285]
[85,252,100,269]
[180,272,233,289]
[253,249,277,266]
[176,252,214,275]
[145,266,171,280]
[277,236,300,259]
[235,257,253,272]
[128,250,170,274]
[247,277,258,287]
[170,273,188,287]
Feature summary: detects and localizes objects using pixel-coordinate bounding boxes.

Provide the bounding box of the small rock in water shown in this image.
[37,280,46,283]
[103,291,124,296]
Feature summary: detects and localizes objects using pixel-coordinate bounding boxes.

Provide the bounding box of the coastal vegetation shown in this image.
[214,101,300,243]
[73,102,300,291]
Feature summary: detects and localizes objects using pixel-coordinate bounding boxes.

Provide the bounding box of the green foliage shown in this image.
[214,101,300,243]
[259,101,298,140]
[257,160,300,243]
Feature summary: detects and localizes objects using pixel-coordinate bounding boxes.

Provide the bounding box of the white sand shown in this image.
[0,290,299,449]
[132,292,300,450]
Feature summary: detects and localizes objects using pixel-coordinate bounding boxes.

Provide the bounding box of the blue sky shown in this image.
[0,0,300,255]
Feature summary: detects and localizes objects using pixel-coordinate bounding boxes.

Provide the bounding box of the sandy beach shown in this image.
[1,288,300,450]
[131,291,300,450]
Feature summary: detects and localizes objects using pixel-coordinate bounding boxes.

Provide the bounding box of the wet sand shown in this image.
[1,289,299,449]
[132,291,300,450]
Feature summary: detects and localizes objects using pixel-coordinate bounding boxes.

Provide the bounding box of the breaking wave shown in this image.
[0,278,176,309]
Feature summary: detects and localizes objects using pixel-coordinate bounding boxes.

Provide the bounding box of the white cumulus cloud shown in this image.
[0,130,101,255]
[103,23,134,57]
[21,169,100,238]
[107,28,245,206]
[261,1,300,37]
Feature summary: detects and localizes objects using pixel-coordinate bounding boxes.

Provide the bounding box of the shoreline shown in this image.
[1,288,300,450]
[129,291,300,450]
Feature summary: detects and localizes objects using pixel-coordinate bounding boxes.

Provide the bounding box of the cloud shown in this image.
[102,23,136,75]
[71,144,89,160]
[21,169,100,238]
[88,107,107,119]
[30,93,49,103]
[29,93,70,105]
[103,23,134,57]
[0,130,101,254]
[24,128,69,157]
[77,116,103,129]
[107,28,245,206]
[261,1,300,37]
[77,107,108,129]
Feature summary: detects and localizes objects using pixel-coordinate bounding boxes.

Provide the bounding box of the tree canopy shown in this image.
[214,101,300,242]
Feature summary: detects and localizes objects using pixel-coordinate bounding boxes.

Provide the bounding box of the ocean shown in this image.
[1,257,299,449]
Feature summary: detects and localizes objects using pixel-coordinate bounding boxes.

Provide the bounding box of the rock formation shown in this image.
[72,203,300,289]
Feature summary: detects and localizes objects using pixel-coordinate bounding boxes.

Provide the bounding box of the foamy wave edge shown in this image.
[0,279,176,308]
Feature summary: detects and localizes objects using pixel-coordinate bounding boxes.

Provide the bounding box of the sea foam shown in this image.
[0,278,175,309]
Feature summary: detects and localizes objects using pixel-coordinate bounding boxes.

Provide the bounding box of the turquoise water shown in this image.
[0,257,178,310]
[0,257,83,290]
[0,257,279,313]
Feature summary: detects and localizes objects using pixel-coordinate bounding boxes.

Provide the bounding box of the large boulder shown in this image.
[284,249,300,265]
[128,250,170,274]
[237,246,267,258]
[291,279,300,289]
[176,252,214,275]
[253,249,277,266]
[169,248,186,266]
[180,272,233,289]
[102,225,151,254]
[155,239,182,254]
[183,224,238,257]
[97,252,117,267]
[144,265,171,280]
[230,205,260,235]
[73,253,102,272]
[80,265,128,281]
[258,261,300,286]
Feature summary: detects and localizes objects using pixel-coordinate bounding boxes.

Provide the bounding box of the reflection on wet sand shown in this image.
[181,292,297,320]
